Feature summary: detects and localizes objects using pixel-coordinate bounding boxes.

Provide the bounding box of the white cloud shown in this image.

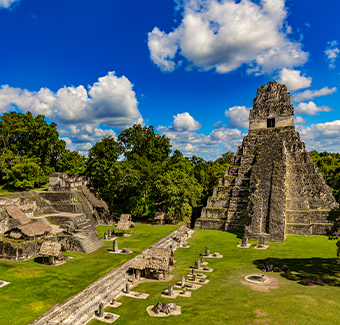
[172,112,201,131]
[148,0,308,74]
[0,72,143,154]
[292,86,337,102]
[0,71,142,129]
[158,120,242,159]
[60,125,117,144]
[298,120,340,152]
[277,68,312,92]
[0,0,19,9]
[296,101,333,115]
[60,137,92,157]
[294,116,307,124]
[225,106,250,128]
[325,40,339,68]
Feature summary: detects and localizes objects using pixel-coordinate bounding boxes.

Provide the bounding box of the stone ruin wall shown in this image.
[0,174,111,259]
[196,81,338,241]
[0,240,40,261]
[41,173,114,226]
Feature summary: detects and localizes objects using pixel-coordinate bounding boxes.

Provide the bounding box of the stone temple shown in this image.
[195,81,338,241]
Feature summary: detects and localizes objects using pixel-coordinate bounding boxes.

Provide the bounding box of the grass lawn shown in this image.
[0,223,179,325]
[86,230,340,325]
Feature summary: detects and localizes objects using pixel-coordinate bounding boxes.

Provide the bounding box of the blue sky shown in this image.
[0,0,339,160]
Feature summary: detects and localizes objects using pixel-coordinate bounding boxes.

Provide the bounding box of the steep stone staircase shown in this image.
[71,214,104,253]
[195,135,257,231]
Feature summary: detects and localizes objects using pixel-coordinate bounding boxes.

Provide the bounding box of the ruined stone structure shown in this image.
[0,172,114,259]
[195,81,338,241]
[30,226,186,325]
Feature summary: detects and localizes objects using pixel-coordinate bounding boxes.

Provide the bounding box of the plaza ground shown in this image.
[0,224,339,325]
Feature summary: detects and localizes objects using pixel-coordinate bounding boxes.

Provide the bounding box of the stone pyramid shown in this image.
[195,81,338,241]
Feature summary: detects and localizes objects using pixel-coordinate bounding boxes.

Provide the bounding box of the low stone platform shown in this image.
[94,312,120,323]
[183,283,201,290]
[254,245,269,250]
[121,291,149,299]
[189,267,213,272]
[0,280,10,288]
[237,243,251,248]
[187,278,210,285]
[161,289,191,299]
[109,301,122,308]
[109,250,133,254]
[147,305,181,317]
[203,253,223,258]
[186,273,207,279]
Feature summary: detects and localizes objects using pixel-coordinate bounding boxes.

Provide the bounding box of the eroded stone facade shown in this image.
[195,81,338,241]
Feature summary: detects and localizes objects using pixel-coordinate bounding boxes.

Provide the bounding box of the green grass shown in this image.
[1,227,340,325]
[0,223,179,325]
[91,230,339,325]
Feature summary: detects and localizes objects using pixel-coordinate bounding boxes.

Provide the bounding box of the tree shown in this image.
[56,150,86,176]
[153,156,202,219]
[326,207,340,239]
[0,111,66,174]
[191,153,231,207]
[1,150,46,189]
[86,136,125,210]
[310,150,340,202]
[0,111,67,189]
[117,125,172,217]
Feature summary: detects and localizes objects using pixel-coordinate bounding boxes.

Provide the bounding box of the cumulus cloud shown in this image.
[158,120,243,159]
[148,0,308,74]
[298,120,340,152]
[277,68,312,92]
[0,0,19,9]
[295,101,333,115]
[292,86,337,102]
[0,71,142,129]
[172,112,201,131]
[60,124,117,144]
[0,72,143,154]
[325,40,339,68]
[294,116,307,124]
[60,137,93,157]
[225,106,250,128]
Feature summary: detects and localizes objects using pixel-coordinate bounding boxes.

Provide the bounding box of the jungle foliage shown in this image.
[86,124,232,220]
[4,110,340,223]
[309,150,340,239]
[0,111,86,190]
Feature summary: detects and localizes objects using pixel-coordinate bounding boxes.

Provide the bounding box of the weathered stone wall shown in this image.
[249,81,294,119]
[80,186,114,225]
[249,116,294,131]
[38,192,76,202]
[48,173,87,192]
[245,129,288,242]
[285,137,337,210]
[0,240,40,260]
[197,81,338,241]
[55,235,84,253]
[0,210,9,234]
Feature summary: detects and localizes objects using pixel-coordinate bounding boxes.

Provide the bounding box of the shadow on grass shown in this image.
[34,257,43,264]
[253,257,340,287]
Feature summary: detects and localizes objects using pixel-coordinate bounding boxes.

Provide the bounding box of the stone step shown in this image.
[240,155,254,166]
[200,207,228,219]
[213,186,232,196]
